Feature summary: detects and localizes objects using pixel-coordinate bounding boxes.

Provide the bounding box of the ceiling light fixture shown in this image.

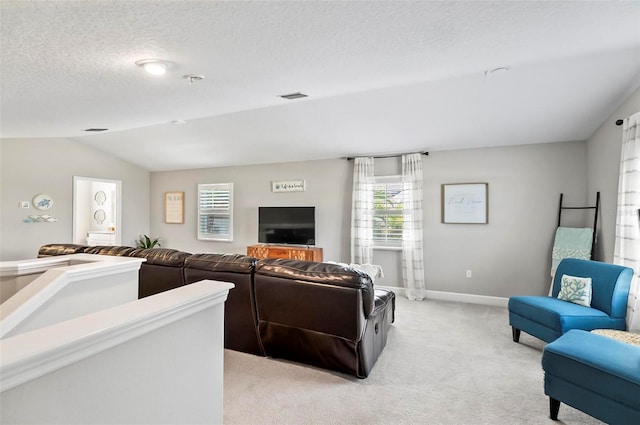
[135,59,169,75]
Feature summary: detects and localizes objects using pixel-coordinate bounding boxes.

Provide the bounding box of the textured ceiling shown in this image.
[1,1,639,171]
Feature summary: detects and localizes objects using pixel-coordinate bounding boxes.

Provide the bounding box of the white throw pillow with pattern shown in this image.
[557,274,592,307]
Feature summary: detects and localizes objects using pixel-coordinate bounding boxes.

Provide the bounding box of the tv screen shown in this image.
[258,206,315,245]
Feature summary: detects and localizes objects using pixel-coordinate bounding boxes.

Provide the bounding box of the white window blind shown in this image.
[198,183,233,241]
[373,176,404,247]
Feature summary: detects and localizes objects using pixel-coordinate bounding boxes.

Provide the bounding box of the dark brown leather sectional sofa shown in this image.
[38,244,395,378]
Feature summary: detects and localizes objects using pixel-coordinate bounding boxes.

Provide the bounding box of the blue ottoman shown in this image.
[542,329,640,424]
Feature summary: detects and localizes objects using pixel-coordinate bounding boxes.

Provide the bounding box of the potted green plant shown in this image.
[136,235,162,249]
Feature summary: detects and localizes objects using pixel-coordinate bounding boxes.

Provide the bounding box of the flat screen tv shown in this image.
[258,206,315,245]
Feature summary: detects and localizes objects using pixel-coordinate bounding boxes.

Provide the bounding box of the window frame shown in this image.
[197,183,234,242]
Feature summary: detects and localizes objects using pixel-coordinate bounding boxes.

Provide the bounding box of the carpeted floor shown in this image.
[223,296,603,425]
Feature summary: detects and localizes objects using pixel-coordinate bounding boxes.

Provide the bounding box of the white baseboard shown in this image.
[377,286,509,308]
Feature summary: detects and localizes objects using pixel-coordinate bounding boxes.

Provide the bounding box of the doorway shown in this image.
[72,176,122,246]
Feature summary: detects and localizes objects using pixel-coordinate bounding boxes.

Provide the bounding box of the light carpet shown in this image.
[223,296,602,425]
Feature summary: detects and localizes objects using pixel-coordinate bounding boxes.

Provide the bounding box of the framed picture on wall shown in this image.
[165,191,184,224]
[441,183,488,224]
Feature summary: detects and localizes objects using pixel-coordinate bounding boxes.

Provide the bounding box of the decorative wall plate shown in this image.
[94,209,106,224]
[32,194,53,210]
[94,190,107,205]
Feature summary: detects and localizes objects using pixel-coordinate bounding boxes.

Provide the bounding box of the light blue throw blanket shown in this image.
[551,227,593,277]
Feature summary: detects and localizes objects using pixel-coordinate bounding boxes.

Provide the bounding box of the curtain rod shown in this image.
[616,119,624,126]
[345,151,429,161]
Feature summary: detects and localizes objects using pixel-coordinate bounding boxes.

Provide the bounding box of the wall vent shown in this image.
[279,92,308,100]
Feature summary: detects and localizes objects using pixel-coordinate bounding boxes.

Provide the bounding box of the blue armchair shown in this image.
[508,258,633,343]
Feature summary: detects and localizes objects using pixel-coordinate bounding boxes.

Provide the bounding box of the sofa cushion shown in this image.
[129,248,191,266]
[84,245,137,256]
[542,330,640,412]
[37,244,88,257]
[508,296,624,332]
[185,253,256,274]
[557,274,592,307]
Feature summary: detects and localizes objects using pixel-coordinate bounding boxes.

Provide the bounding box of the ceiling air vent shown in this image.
[279,92,308,100]
[82,128,109,132]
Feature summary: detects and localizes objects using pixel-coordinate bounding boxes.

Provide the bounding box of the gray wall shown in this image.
[151,141,588,298]
[587,86,640,263]
[0,138,150,260]
[7,92,634,298]
[150,159,352,260]
[421,142,587,297]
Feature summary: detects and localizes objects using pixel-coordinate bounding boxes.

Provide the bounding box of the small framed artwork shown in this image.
[441,183,488,224]
[165,191,184,224]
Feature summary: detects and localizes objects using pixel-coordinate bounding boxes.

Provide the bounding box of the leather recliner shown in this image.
[254,258,395,378]
[36,244,396,377]
[184,253,263,356]
[37,245,191,298]
[129,248,191,298]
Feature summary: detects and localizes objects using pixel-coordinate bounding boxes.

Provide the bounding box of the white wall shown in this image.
[151,141,588,298]
[1,255,142,339]
[3,122,617,299]
[587,86,640,263]
[0,280,230,425]
[0,138,150,260]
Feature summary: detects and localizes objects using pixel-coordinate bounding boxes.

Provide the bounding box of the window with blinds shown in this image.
[198,183,233,241]
[373,176,404,247]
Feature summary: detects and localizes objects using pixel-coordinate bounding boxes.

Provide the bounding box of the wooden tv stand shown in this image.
[247,244,323,262]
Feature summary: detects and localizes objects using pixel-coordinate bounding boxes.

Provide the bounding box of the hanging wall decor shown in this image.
[94,190,107,205]
[272,179,306,193]
[94,209,107,224]
[441,183,489,224]
[32,193,53,210]
[165,191,185,224]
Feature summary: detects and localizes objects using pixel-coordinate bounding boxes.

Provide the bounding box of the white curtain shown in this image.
[614,112,640,331]
[402,153,426,300]
[351,157,374,265]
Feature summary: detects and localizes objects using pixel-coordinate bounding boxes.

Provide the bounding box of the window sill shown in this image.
[373,246,402,251]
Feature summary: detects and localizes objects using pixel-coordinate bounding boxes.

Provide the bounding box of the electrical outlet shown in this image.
[466,270,472,278]
[19,201,30,209]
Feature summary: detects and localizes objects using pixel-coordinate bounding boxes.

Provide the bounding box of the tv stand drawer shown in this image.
[269,249,290,258]
[247,245,323,262]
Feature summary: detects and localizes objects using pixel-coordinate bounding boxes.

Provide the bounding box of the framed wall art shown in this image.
[441,183,488,224]
[165,191,184,224]
[272,179,305,193]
